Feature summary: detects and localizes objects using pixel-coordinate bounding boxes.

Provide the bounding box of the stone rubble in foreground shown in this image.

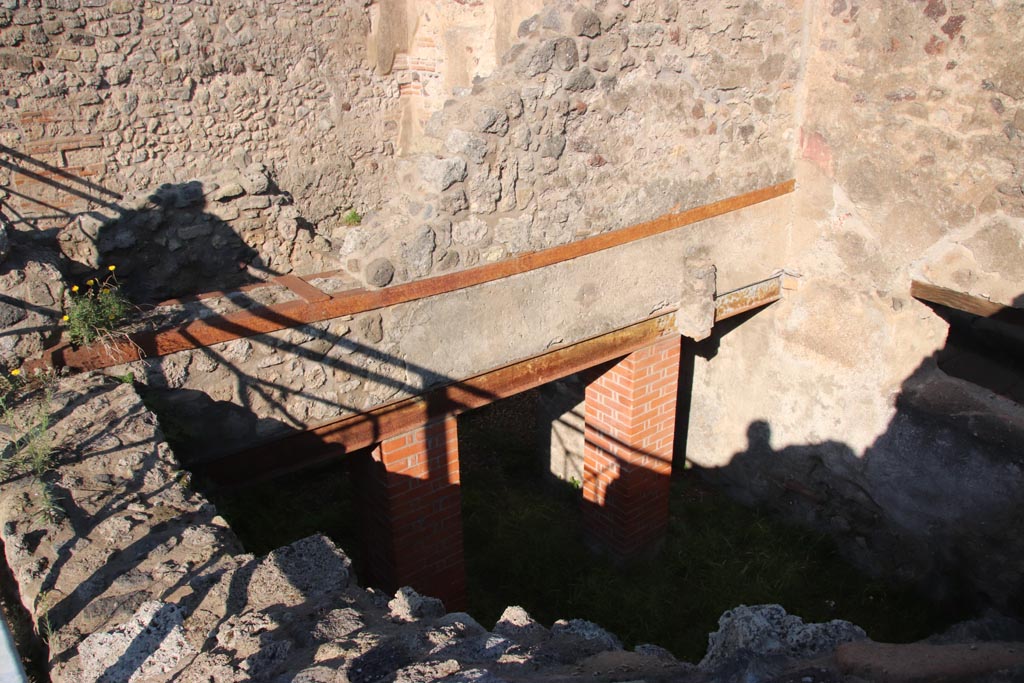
[0,374,1022,683]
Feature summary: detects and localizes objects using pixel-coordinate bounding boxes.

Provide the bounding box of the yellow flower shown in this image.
[86,279,95,286]
[108,265,116,271]
[62,315,69,321]
[108,314,115,320]
[71,285,79,292]
[9,369,19,377]
[102,288,110,294]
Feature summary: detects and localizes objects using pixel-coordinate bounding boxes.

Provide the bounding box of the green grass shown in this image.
[0,380,62,525]
[342,209,362,226]
[457,395,961,662]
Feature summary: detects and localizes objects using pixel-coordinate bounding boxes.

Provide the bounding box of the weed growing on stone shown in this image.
[343,209,362,226]
[33,591,57,655]
[0,371,62,524]
[63,265,132,346]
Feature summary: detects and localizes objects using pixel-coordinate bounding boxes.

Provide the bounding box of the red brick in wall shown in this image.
[351,415,467,610]
[582,335,681,559]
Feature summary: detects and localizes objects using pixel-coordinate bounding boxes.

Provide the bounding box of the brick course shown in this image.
[582,335,681,559]
[352,415,467,610]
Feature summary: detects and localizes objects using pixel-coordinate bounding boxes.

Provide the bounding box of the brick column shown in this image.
[582,335,681,559]
[352,415,467,610]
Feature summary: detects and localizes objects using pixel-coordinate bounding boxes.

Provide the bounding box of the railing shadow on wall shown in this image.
[0,143,320,392]
[142,297,492,468]
[0,143,124,232]
[0,145,127,362]
[138,290,498,607]
[24,321,494,670]
[0,144,279,305]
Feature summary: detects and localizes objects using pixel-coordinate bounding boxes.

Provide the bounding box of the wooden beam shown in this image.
[28,181,794,373]
[196,312,679,486]
[911,281,1024,327]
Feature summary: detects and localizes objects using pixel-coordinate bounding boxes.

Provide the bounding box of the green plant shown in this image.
[33,482,62,525]
[113,371,135,384]
[343,209,362,226]
[0,375,62,524]
[63,265,131,346]
[33,591,57,655]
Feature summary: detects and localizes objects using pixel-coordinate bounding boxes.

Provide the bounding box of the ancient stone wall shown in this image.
[366,0,547,154]
[0,0,397,238]
[0,0,403,362]
[1,0,801,371]
[348,0,801,286]
[687,0,1024,610]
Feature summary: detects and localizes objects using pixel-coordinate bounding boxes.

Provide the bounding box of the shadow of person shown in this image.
[712,420,865,512]
[90,181,273,304]
[702,289,1024,617]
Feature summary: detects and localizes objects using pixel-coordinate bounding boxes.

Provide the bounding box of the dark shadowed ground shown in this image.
[202,388,963,663]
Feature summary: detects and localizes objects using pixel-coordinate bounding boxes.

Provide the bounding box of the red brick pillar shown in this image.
[352,415,467,610]
[582,335,681,559]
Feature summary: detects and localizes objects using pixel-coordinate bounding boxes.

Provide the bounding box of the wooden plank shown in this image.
[196,313,678,486]
[31,180,794,372]
[911,281,1024,326]
[715,275,783,321]
[274,274,332,303]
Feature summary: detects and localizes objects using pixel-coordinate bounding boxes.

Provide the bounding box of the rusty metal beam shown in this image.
[714,274,784,322]
[911,280,1024,327]
[197,269,788,487]
[28,180,795,374]
[197,312,679,486]
[273,274,332,303]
